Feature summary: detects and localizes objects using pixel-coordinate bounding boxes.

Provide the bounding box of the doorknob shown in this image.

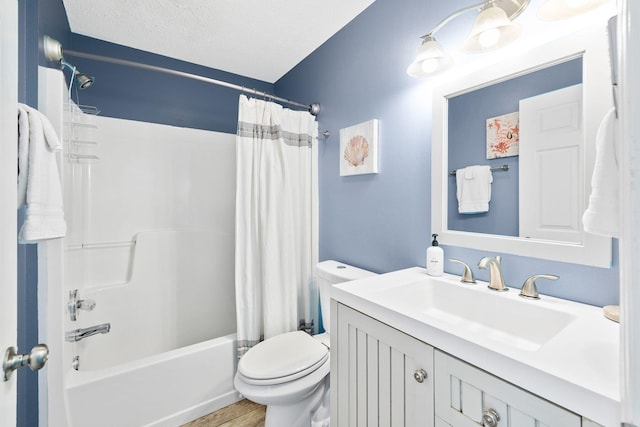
[2,344,49,381]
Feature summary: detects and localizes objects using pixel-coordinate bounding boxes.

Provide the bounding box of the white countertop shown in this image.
[331,267,620,426]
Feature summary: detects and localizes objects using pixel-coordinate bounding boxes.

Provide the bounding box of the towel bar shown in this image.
[449,164,509,176]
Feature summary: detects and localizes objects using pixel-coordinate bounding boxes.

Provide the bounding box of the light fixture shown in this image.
[407,0,529,77]
[462,2,522,53]
[538,0,610,20]
[407,35,453,77]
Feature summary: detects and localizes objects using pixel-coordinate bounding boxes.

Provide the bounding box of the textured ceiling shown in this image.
[62,0,376,83]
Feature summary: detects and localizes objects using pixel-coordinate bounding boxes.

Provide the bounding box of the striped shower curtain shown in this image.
[235,95,318,357]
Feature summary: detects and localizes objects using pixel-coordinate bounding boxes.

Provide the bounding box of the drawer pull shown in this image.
[482,408,500,427]
[413,369,428,383]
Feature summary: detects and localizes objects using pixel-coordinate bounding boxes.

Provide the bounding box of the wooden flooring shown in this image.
[181,400,266,427]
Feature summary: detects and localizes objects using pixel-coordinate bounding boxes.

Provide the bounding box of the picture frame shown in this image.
[339,119,379,176]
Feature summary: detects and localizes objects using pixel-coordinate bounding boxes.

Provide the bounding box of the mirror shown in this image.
[431,27,613,267]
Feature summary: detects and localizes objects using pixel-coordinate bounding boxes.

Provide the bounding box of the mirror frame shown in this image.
[431,27,613,268]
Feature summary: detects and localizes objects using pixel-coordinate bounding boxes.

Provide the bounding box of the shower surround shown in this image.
[38,67,240,426]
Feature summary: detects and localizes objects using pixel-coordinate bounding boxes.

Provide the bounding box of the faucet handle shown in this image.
[448,259,476,284]
[519,274,559,300]
[68,289,96,321]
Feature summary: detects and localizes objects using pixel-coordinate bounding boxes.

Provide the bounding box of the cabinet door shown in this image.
[435,350,580,427]
[333,303,434,427]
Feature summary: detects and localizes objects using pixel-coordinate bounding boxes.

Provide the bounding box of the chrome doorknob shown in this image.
[2,344,49,381]
[413,369,428,383]
[482,408,501,427]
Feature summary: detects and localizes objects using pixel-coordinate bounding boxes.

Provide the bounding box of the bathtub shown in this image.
[61,230,240,426]
[65,334,240,427]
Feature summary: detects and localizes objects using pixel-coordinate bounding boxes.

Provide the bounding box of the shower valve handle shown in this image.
[68,289,96,321]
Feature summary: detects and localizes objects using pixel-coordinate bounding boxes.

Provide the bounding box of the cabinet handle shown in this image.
[482,408,500,427]
[413,369,428,383]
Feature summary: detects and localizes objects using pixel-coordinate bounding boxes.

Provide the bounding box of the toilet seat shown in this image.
[238,331,329,386]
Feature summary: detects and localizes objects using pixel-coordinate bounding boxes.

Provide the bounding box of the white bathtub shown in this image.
[65,334,240,427]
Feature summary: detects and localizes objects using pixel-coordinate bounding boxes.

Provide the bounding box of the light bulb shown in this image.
[478,28,501,48]
[421,58,439,74]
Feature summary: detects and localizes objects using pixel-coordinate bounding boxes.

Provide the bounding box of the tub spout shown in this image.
[65,323,111,342]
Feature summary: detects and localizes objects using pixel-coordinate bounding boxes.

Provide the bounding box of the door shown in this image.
[333,302,434,427]
[0,0,19,426]
[519,84,584,244]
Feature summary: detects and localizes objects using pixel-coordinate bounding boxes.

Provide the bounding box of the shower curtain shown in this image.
[235,95,318,357]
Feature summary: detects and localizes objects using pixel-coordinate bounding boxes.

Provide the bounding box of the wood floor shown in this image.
[181,400,266,427]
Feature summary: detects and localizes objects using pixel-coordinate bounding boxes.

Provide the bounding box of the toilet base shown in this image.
[263,377,329,427]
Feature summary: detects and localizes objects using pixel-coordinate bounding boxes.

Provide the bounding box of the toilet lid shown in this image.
[238,331,329,383]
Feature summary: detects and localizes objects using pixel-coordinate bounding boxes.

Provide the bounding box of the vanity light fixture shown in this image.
[538,0,610,20]
[407,0,529,77]
[461,2,522,53]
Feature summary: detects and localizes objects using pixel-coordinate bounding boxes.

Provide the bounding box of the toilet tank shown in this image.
[316,260,376,334]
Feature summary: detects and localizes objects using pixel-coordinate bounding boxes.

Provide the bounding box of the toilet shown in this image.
[234,260,376,427]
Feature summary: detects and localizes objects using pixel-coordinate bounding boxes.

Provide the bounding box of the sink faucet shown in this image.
[65,323,111,342]
[477,256,508,292]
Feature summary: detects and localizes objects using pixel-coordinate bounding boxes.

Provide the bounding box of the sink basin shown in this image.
[367,276,576,351]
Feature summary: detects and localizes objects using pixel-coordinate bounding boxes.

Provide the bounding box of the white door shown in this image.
[619,1,640,424]
[0,1,19,426]
[519,84,584,243]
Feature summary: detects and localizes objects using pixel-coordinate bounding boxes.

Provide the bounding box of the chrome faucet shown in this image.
[477,256,508,292]
[65,323,111,342]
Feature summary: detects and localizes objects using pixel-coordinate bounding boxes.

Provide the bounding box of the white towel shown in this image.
[17,105,30,207]
[582,107,619,238]
[456,165,493,214]
[17,103,67,243]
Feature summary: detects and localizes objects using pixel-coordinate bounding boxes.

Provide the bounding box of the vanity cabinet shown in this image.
[434,350,580,427]
[332,303,434,427]
[333,301,608,427]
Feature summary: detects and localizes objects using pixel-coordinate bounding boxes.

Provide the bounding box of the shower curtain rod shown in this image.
[64,49,321,116]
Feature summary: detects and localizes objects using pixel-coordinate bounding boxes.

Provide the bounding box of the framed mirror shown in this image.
[431,27,613,268]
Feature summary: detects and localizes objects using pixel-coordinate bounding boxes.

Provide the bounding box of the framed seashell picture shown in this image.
[339,119,379,176]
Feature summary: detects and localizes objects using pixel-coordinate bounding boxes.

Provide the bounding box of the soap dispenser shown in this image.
[426,234,444,276]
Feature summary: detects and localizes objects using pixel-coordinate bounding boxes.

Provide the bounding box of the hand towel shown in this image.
[456,165,493,214]
[17,104,30,208]
[582,107,619,238]
[18,103,67,243]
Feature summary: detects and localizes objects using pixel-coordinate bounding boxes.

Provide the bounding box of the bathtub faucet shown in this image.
[65,323,111,342]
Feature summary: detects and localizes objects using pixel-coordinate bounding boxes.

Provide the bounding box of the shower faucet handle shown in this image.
[68,289,96,321]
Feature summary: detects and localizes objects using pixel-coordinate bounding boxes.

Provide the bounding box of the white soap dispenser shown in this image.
[426,234,444,276]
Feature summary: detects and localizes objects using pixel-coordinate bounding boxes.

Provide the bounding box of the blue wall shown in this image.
[276,0,619,307]
[447,58,582,236]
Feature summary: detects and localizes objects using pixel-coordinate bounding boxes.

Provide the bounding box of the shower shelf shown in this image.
[68,153,100,161]
[66,121,97,128]
[70,139,98,145]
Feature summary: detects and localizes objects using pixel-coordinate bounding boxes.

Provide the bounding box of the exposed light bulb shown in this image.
[421,58,439,74]
[478,28,501,48]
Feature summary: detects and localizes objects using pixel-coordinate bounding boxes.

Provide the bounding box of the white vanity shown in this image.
[330,269,619,427]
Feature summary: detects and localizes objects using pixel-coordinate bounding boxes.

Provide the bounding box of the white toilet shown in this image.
[234,260,375,427]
